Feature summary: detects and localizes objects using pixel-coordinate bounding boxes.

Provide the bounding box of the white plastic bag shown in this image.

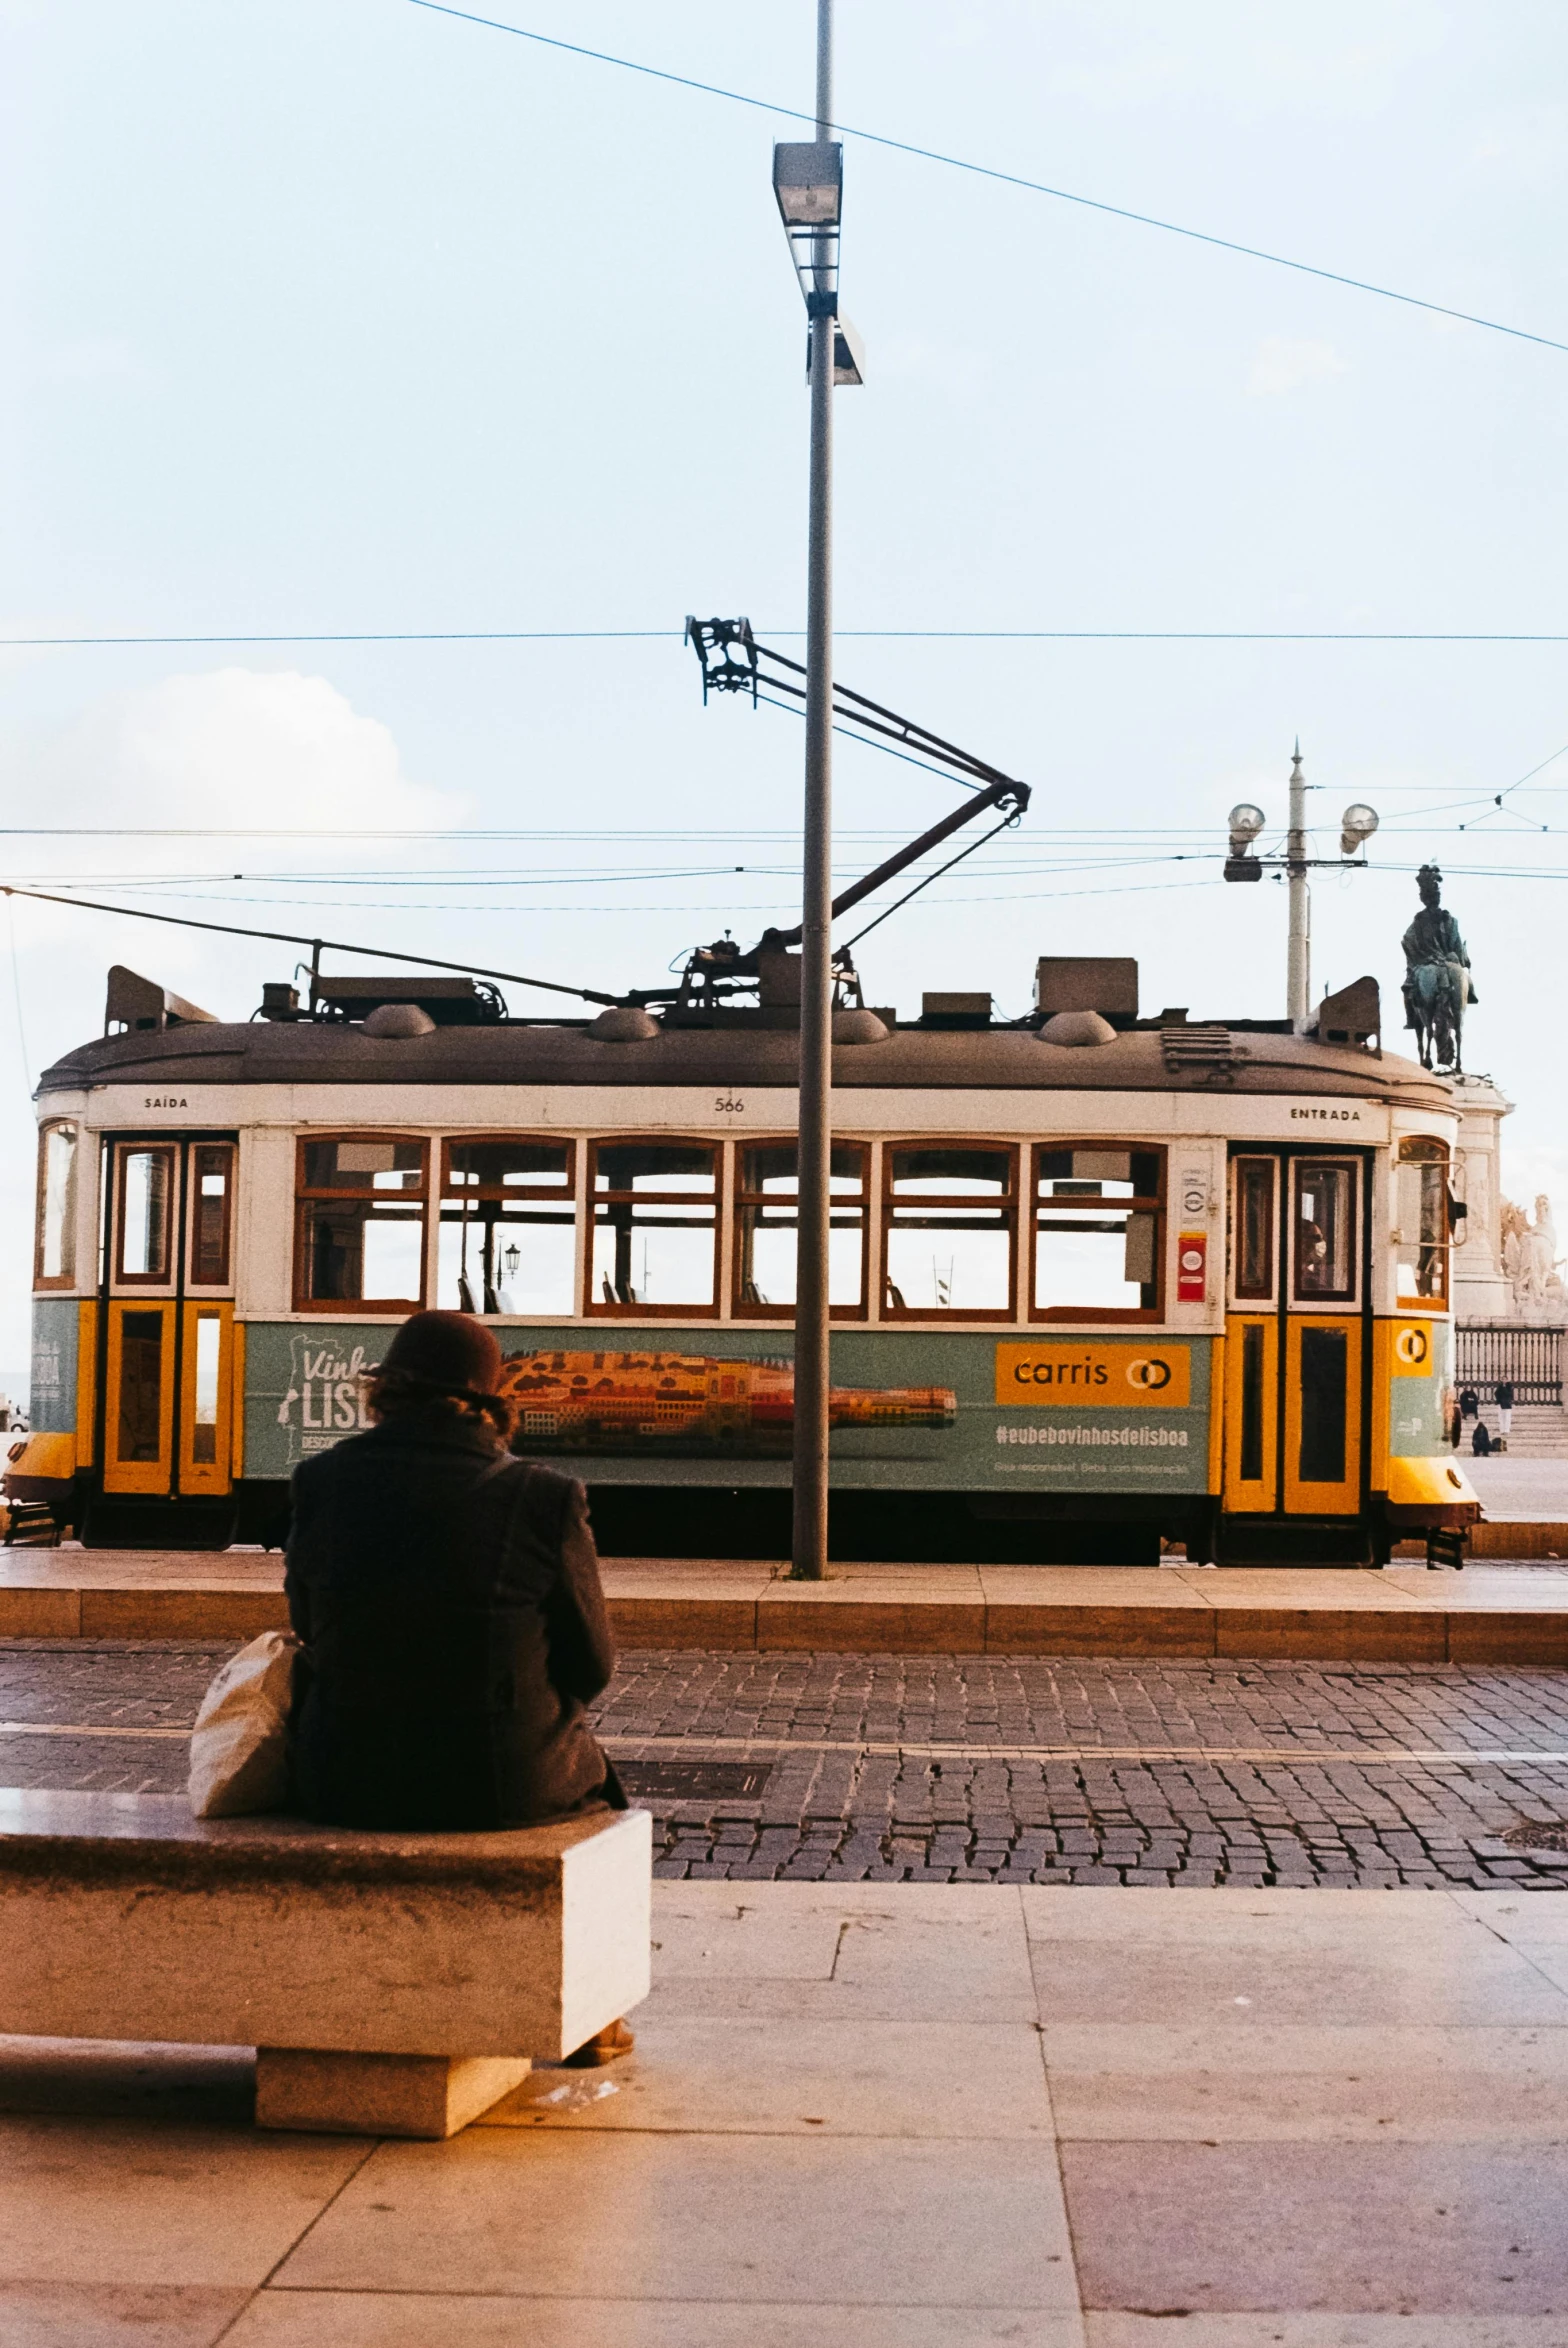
[188,1629,298,1818]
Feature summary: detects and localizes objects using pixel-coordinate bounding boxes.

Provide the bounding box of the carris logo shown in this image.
[994,1342,1192,1409]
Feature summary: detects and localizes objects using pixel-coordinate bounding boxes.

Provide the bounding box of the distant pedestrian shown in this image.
[1495,1381,1515,1447]
[1471,1420,1492,1457]
[1458,1386,1479,1422]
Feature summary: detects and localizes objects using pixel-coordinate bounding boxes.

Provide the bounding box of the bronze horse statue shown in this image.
[1401,865,1476,1074]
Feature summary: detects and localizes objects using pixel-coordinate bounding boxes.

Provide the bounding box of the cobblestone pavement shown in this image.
[5,1641,1568,1887]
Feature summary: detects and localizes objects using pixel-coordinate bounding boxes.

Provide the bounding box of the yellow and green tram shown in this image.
[9,956,1477,1564]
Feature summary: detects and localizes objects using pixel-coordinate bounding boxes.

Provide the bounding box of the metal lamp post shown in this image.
[771,0,861,1580]
[1285,744,1311,1033]
[1222,744,1379,1028]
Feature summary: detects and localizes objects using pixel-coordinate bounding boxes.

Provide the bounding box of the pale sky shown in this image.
[3,1,1567,1377]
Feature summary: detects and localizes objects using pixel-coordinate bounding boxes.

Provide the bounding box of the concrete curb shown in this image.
[3,1573,1568,1663]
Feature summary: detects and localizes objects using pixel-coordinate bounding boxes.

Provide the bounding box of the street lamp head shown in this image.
[1340,802,1379,857]
[772,141,843,226]
[774,141,843,317]
[805,311,866,387]
[1223,801,1266,882]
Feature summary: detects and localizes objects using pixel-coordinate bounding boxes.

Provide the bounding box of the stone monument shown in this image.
[1501,1194,1567,1324]
[1449,1073,1514,1321]
[1401,864,1476,1073]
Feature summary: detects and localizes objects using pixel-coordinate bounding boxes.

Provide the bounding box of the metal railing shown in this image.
[1454,1323,1565,1404]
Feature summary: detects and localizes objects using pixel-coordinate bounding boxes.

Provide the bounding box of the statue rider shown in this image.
[1401,863,1476,1068]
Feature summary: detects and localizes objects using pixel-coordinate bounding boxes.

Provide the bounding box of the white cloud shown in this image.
[1245,337,1350,397]
[73,667,450,837]
[6,666,461,989]
[0,671,466,1364]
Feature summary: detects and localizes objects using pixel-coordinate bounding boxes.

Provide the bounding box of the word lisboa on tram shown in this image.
[12,946,1477,1568]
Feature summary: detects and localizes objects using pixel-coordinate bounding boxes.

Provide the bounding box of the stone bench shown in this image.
[0,1789,651,2138]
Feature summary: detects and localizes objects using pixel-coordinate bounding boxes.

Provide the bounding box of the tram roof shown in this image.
[37,1018,1457,1110]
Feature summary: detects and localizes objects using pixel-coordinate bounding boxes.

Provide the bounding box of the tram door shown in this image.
[101,1139,238,1497]
[1224,1152,1365,1517]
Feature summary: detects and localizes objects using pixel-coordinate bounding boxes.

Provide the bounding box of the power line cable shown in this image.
[11,628,1568,647]
[0,887,618,1006]
[1497,737,1568,801]
[0,630,676,647]
[402,0,1568,357]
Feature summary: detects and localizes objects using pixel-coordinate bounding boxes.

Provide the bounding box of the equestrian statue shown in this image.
[1401,863,1476,1074]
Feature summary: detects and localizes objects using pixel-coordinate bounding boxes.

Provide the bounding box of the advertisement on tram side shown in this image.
[240,1320,1214,1493]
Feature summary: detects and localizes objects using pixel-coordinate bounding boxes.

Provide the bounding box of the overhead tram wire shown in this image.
[13,629,1568,648]
[4,858,1559,966]
[0,886,621,1007]
[1489,737,1568,810]
[401,0,1568,358]
[3,805,1561,840]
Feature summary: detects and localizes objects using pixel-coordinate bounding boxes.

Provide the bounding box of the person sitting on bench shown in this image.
[285,1308,633,2066]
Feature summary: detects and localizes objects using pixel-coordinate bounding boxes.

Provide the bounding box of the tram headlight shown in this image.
[1340,803,1379,858]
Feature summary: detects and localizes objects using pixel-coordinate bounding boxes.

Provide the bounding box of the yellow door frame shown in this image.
[230,1319,247,1481]
[75,1298,98,1470]
[1223,1313,1279,1511]
[103,1300,176,1495]
[1283,1314,1363,1515]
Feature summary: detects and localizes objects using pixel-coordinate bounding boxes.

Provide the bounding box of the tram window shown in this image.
[589,1142,718,1313]
[188,1145,235,1288]
[295,1137,427,1311]
[1031,1145,1162,1321]
[735,1143,867,1315]
[1239,1321,1266,1483]
[34,1121,77,1288]
[116,1310,165,1463]
[1233,1158,1276,1300]
[884,1145,1016,1318]
[115,1145,176,1286]
[302,1139,423,1192]
[1292,1161,1356,1302]
[191,1312,221,1464]
[1298,1323,1348,1483]
[438,1140,575,1317]
[1395,1137,1449,1304]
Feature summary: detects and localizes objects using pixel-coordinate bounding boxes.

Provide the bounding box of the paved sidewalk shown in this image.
[1464,1455,1568,1520]
[3,1882,1568,2342]
[5,1551,1568,1661]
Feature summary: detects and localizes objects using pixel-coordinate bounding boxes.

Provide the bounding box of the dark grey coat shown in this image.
[285,1409,622,1829]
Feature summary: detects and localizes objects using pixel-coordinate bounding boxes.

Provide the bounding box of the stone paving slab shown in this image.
[5,1549,1568,1660]
[1463,1455,1568,1522]
[2,1883,1568,2341]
